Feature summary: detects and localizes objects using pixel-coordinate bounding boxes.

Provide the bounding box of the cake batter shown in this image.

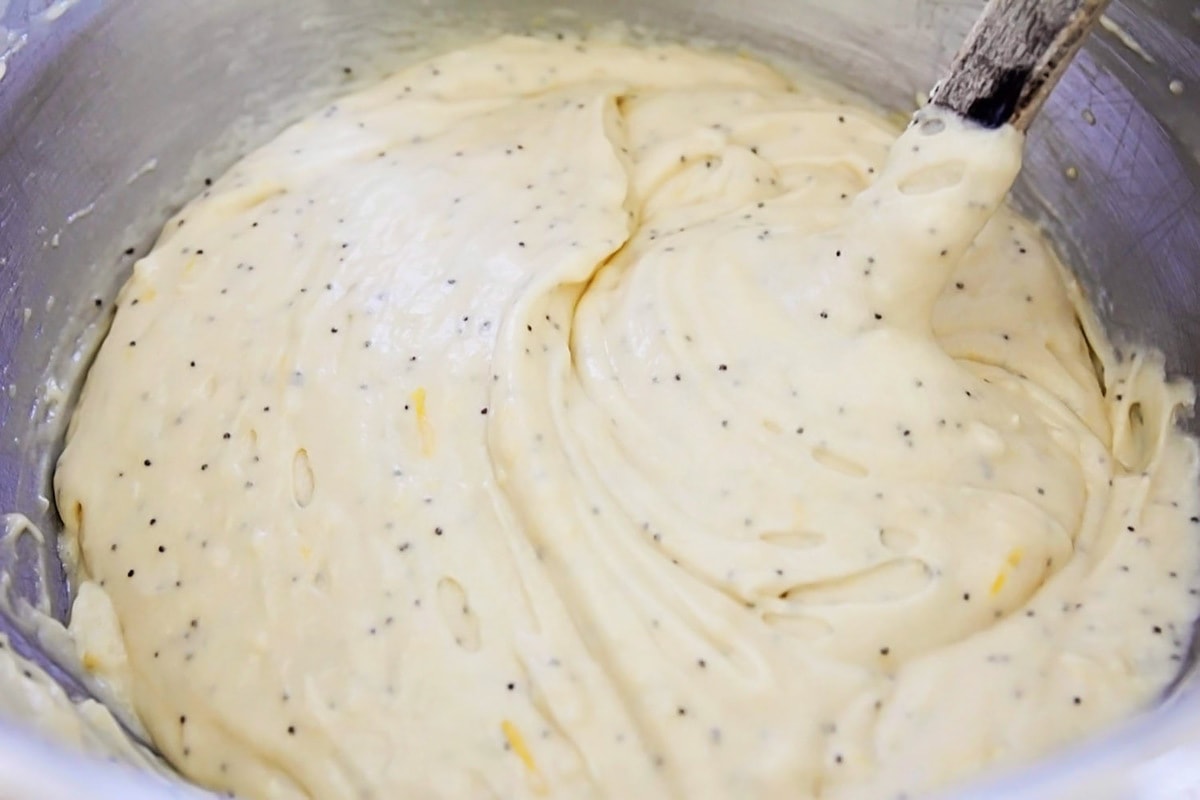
[54,35,1200,800]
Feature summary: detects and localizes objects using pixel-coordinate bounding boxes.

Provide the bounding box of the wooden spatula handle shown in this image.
[929,0,1112,130]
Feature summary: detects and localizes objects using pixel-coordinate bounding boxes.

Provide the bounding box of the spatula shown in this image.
[929,0,1111,131]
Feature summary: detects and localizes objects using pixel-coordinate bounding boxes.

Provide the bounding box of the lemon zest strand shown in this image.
[502,720,547,794]
[412,388,434,456]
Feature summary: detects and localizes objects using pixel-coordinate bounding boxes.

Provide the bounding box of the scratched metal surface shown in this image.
[0,0,1196,798]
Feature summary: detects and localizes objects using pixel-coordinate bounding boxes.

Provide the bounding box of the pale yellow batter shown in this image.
[53,35,1200,800]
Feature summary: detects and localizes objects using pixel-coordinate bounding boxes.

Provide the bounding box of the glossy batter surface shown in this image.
[55,36,1200,800]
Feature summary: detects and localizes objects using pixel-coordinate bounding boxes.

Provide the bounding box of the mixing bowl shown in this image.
[0,0,1197,797]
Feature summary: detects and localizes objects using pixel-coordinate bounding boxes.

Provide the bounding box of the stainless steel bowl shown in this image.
[0,1,1197,797]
